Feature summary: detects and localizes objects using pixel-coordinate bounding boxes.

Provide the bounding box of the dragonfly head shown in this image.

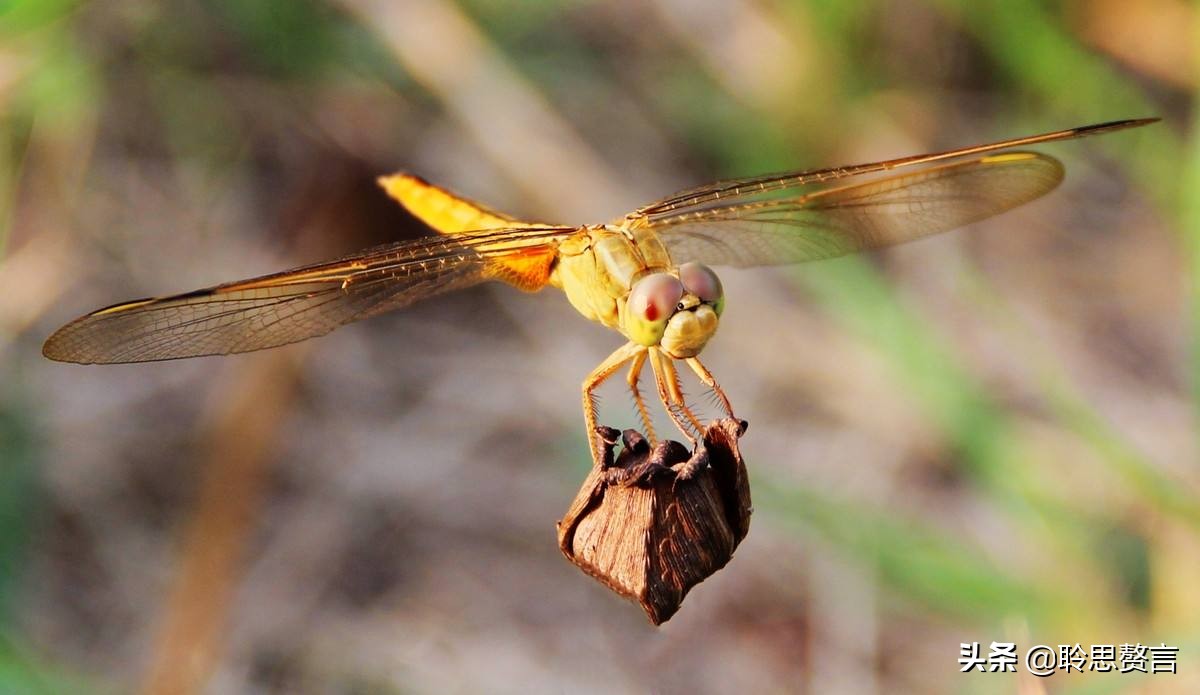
[624,263,724,357]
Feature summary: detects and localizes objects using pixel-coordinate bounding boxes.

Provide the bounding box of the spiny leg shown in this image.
[581,342,644,468]
[685,356,736,420]
[663,356,705,435]
[625,350,657,444]
[648,348,703,441]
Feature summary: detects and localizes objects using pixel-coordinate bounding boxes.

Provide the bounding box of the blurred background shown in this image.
[0,0,1196,693]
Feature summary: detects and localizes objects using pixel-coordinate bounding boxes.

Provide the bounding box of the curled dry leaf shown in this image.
[557,418,751,624]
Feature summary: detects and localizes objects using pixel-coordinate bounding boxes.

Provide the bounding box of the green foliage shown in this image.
[0,0,82,37]
[0,399,39,625]
[758,478,1072,624]
[0,632,101,695]
[210,0,342,78]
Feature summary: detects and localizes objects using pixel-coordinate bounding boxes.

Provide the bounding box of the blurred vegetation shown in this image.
[0,0,1196,693]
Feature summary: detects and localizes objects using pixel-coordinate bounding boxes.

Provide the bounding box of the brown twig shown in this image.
[138,351,302,695]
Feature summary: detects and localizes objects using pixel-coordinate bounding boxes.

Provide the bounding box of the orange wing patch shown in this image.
[480,244,557,291]
[378,173,561,292]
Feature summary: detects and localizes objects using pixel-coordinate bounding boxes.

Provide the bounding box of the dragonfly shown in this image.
[43,118,1156,467]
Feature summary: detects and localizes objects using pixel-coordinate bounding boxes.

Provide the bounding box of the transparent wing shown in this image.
[43,226,574,364]
[638,152,1065,268]
[631,118,1153,220]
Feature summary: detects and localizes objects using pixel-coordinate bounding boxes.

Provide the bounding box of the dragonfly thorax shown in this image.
[550,224,673,333]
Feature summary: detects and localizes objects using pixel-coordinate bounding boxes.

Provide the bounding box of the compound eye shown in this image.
[679,262,723,303]
[628,272,684,323]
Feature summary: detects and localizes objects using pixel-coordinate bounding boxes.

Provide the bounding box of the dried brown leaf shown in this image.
[557,419,751,624]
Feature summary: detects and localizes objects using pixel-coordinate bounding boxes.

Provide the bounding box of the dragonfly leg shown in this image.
[582,342,644,468]
[648,348,703,442]
[625,350,658,445]
[685,356,736,420]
